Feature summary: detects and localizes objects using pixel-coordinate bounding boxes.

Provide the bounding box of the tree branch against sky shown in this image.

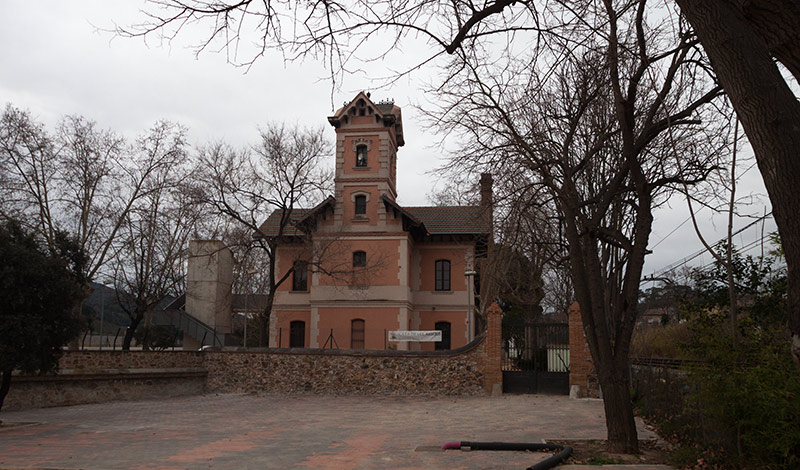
[0,106,191,287]
[190,123,332,346]
[423,1,728,452]
[112,120,201,350]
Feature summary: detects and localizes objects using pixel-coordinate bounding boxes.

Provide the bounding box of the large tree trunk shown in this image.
[676,0,800,369]
[0,367,12,412]
[739,0,800,83]
[597,361,639,453]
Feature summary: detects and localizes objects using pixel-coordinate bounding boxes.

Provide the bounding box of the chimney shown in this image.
[479,173,493,237]
[480,173,493,209]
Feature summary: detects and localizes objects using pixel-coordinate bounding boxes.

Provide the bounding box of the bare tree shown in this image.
[190,123,331,346]
[0,105,183,287]
[682,119,763,346]
[112,121,200,350]
[426,2,727,451]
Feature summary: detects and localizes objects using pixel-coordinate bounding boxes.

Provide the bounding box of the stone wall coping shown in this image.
[58,350,204,356]
[214,331,487,358]
[12,368,207,383]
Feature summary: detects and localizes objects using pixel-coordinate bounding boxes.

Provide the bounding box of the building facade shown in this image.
[261,92,492,351]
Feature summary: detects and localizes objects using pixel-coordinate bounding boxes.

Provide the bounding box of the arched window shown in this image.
[353,251,366,267]
[289,321,305,348]
[354,195,367,215]
[351,319,365,349]
[435,259,451,291]
[292,260,308,291]
[355,145,368,167]
[435,321,451,350]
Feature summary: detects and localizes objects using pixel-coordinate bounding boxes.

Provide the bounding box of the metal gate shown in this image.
[502,322,570,394]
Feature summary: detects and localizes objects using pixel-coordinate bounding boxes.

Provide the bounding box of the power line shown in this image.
[644,211,773,282]
[648,160,761,250]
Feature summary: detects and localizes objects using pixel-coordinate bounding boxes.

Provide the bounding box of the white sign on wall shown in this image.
[388,330,442,342]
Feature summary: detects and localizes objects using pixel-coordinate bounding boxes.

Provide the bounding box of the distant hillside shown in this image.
[81,282,175,332]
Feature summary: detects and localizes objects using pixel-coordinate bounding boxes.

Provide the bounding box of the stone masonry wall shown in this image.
[204,303,503,397]
[3,351,206,411]
[5,373,206,411]
[205,337,487,396]
[58,350,204,370]
[3,307,503,410]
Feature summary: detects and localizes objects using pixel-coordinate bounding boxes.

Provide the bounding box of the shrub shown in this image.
[684,315,800,469]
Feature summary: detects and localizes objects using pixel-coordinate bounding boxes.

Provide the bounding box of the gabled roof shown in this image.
[405,205,490,235]
[260,196,489,239]
[258,196,335,238]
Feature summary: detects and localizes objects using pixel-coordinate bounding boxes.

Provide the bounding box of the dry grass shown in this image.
[631,323,693,359]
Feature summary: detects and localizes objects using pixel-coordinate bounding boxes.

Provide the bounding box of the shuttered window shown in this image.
[351,319,365,349]
[355,195,367,215]
[292,260,308,291]
[435,260,451,291]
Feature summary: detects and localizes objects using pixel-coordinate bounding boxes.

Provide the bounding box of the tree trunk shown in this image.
[597,363,639,453]
[122,313,144,350]
[0,367,12,412]
[739,0,800,83]
[259,289,275,348]
[676,0,800,369]
[564,214,641,454]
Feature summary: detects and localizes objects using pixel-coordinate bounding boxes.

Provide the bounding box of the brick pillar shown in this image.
[484,302,503,396]
[568,301,593,398]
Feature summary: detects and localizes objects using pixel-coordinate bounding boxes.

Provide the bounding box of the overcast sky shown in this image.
[0,1,778,280]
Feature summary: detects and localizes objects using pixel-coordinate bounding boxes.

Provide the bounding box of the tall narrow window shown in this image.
[351,319,365,349]
[435,260,451,291]
[435,321,451,350]
[353,251,366,267]
[355,145,368,167]
[354,195,367,215]
[292,260,308,291]
[289,321,305,348]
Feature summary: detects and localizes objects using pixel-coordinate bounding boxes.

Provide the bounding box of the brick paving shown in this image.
[0,394,668,470]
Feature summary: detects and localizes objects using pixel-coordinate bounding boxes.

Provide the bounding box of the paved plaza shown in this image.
[0,394,668,470]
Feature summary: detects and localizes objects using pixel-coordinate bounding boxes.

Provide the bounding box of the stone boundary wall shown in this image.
[2,306,503,410]
[206,336,485,396]
[204,303,502,396]
[3,351,207,411]
[57,350,204,370]
[5,370,206,411]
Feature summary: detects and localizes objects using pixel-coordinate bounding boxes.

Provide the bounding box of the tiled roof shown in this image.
[258,209,311,237]
[259,199,489,238]
[259,196,337,237]
[405,205,490,235]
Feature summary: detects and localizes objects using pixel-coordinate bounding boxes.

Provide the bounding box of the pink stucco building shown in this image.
[260,92,492,351]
